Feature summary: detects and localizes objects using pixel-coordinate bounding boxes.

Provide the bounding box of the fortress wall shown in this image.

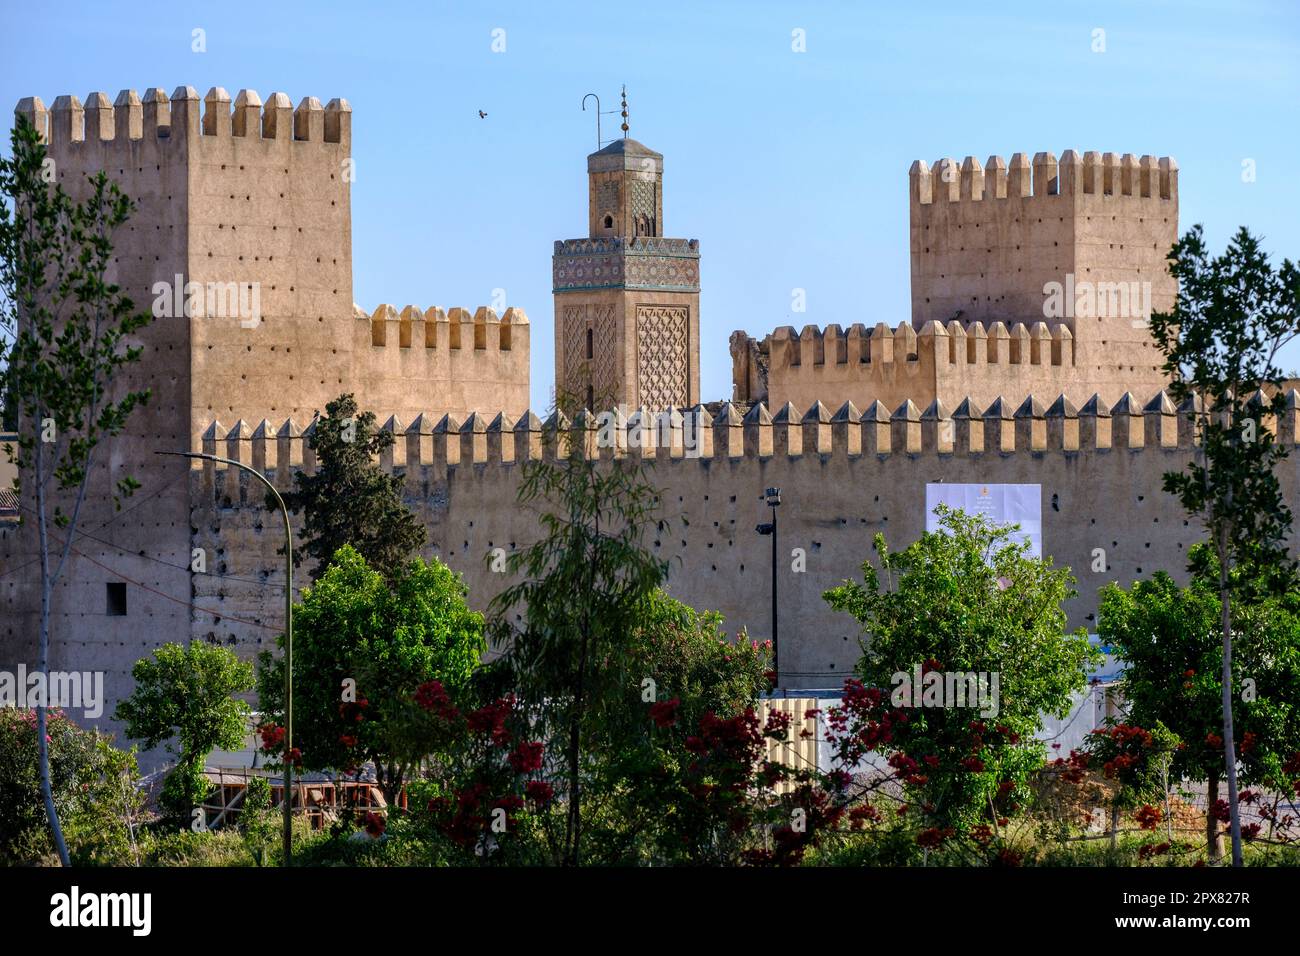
[2,90,199,735]
[184,391,1300,709]
[185,88,354,448]
[749,315,1146,412]
[354,305,531,425]
[909,151,1176,329]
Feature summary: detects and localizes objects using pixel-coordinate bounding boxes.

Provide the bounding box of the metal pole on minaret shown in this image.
[620,85,628,138]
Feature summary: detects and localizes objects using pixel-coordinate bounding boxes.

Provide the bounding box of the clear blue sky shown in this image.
[3,0,1298,408]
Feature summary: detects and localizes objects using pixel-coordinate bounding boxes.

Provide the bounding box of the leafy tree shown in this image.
[0,116,152,864]
[488,399,669,866]
[115,642,254,820]
[239,776,277,867]
[256,545,485,805]
[823,506,1101,842]
[1147,224,1300,865]
[1081,721,1179,847]
[0,708,143,866]
[575,591,773,864]
[1098,559,1300,857]
[277,392,426,583]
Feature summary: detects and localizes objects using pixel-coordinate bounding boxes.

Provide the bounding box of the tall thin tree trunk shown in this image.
[1218,534,1244,866]
[1206,775,1222,861]
[34,440,69,866]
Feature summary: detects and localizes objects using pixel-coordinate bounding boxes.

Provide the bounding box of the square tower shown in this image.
[909,150,1178,402]
[553,137,700,412]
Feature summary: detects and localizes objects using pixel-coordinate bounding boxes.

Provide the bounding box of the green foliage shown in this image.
[1147,224,1299,863]
[239,776,277,867]
[577,590,773,864]
[823,505,1100,833]
[1,112,154,865]
[0,709,143,866]
[278,392,427,583]
[487,403,670,865]
[115,642,254,819]
[257,545,485,803]
[1148,225,1299,584]
[1099,559,1300,792]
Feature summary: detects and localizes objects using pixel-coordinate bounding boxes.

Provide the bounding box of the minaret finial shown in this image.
[620,85,629,138]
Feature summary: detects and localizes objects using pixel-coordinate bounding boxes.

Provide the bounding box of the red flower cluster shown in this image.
[1211,799,1231,824]
[762,709,791,740]
[338,698,369,724]
[257,723,285,753]
[766,786,845,866]
[364,810,386,838]
[338,734,357,749]
[1242,823,1261,841]
[507,741,544,774]
[916,826,956,848]
[1134,804,1162,830]
[649,697,681,729]
[467,694,516,747]
[1050,749,1091,784]
[847,804,882,830]
[1205,733,1223,749]
[961,756,985,773]
[1138,841,1171,859]
[524,780,554,804]
[414,680,459,721]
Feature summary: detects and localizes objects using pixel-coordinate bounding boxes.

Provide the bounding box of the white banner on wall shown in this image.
[925,483,1042,558]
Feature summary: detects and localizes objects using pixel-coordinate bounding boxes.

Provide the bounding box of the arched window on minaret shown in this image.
[586,327,593,360]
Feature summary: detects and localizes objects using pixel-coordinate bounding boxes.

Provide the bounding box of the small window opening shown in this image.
[106,582,127,616]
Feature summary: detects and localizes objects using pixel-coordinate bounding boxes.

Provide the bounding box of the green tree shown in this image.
[277,392,426,583]
[576,590,772,864]
[256,545,485,805]
[1098,558,1300,857]
[0,117,152,864]
[239,776,277,867]
[1147,224,1300,865]
[115,642,254,820]
[823,506,1101,840]
[488,402,669,866]
[0,708,143,866]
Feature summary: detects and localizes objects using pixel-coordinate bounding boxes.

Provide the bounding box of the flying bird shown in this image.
[478,110,487,119]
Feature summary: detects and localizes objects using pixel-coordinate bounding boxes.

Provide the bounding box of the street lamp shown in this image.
[158,450,294,865]
[755,486,782,693]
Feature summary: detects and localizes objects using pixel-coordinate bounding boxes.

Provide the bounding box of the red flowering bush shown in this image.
[407,685,553,864]
[822,508,1101,846]
[649,698,681,728]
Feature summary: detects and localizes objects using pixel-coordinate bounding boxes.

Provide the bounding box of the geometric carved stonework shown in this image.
[562,303,618,406]
[636,305,689,409]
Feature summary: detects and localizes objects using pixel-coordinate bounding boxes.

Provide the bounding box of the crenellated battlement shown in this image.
[16,87,350,148]
[908,148,1179,345]
[189,389,1300,505]
[910,151,1177,205]
[361,304,529,351]
[762,319,1075,371]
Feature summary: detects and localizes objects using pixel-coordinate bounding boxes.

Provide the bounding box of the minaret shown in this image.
[552,89,700,412]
